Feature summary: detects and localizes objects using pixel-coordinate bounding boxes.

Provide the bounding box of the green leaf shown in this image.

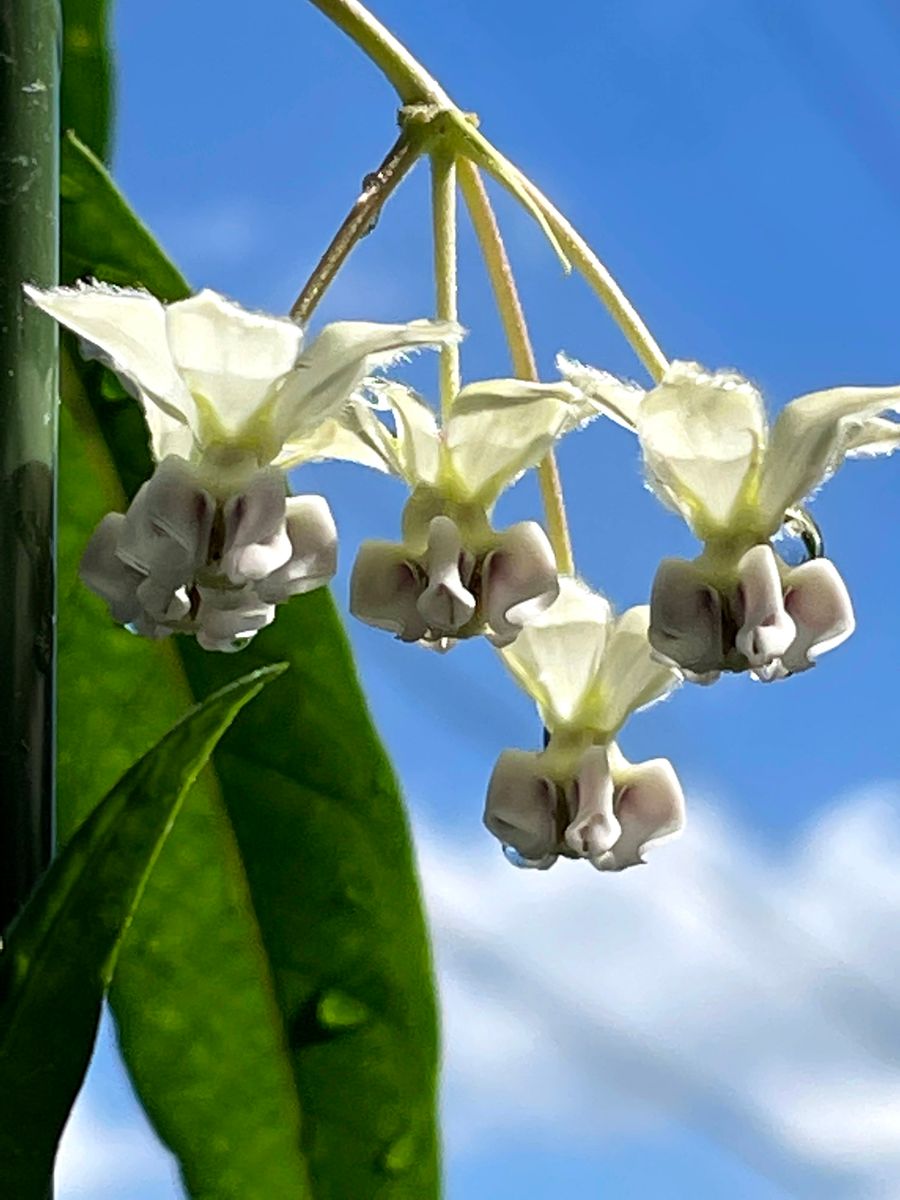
[61,0,114,162]
[0,664,284,1200]
[58,99,441,1199]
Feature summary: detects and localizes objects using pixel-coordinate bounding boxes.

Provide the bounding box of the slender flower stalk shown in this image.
[306,0,667,380]
[289,128,423,326]
[431,150,461,417]
[458,159,574,575]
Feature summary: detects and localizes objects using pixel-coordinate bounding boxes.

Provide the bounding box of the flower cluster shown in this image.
[29,282,900,875]
[28,283,459,649]
[560,357,900,682]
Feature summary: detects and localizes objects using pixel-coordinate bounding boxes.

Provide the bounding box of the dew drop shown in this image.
[502,844,557,871]
[124,622,140,636]
[224,635,253,653]
[380,1130,417,1176]
[315,990,369,1031]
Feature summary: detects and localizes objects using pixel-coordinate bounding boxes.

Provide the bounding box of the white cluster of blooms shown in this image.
[28,284,900,874]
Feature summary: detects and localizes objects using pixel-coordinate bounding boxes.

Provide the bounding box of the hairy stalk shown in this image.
[459,160,574,575]
[431,150,460,416]
[290,128,421,324]
[306,0,668,380]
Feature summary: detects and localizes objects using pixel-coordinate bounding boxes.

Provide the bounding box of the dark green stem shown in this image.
[0,0,60,933]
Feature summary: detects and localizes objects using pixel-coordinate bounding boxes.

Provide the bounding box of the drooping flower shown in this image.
[281,377,597,647]
[484,576,685,871]
[28,282,459,648]
[560,357,900,681]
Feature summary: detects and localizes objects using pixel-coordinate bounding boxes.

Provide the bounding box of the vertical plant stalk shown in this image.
[289,128,421,326]
[0,0,60,932]
[431,149,460,417]
[459,160,574,575]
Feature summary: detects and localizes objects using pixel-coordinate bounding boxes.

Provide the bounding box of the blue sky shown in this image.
[57,1,900,1197]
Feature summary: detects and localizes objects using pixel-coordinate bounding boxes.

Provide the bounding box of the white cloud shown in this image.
[56,786,900,1200]
[420,785,900,1200]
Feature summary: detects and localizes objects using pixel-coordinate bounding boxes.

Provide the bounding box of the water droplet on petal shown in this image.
[502,844,557,870]
[226,635,253,653]
[124,622,140,636]
[315,990,370,1031]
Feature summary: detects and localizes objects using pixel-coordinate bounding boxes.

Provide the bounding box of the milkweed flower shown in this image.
[27,282,459,649]
[560,357,900,682]
[485,577,684,871]
[281,377,597,647]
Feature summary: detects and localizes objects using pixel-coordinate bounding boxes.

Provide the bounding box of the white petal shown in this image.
[257,495,337,602]
[595,605,680,734]
[444,378,594,504]
[117,457,214,587]
[416,516,476,636]
[25,282,196,458]
[758,383,900,529]
[196,593,275,641]
[135,578,191,624]
[374,381,440,486]
[350,541,427,642]
[845,415,900,458]
[79,512,143,624]
[277,395,402,475]
[165,289,302,440]
[781,557,855,674]
[500,576,613,728]
[220,468,290,583]
[595,753,686,871]
[273,318,462,443]
[483,749,559,862]
[482,521,559,648]
[556,354,644,430]
[649,557,723,676]
[636,361,767,534]
[734,544,796,670]
[564,745,621,863]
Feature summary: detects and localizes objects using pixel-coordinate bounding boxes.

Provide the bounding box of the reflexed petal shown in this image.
[79,512,143,624]
[556,354,644,430]
[273,318,462,443]
[564,745,621,863]
[781,557,855,674]
[734,544,796,670]
[416,515,476,635]
[25,283,197,461]
[375,382,440,486]
[595,605,680,733]
[220,468,290,583]
[636,361,766,533]
[483,749,558,861]
[649,557,723,676]
[117,457,214,587]
[845,415,900,458]
[500,576,612,728]
[165,289,302,440]
[257,495,337,602]
[595,753,686,871]
[277,395,403,475]
[758,383,900,530]
[350,540,427,642]
[444,378,594,504]
[482,521,559,648]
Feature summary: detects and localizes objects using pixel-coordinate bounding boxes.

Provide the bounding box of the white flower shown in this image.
[484,577,685,871]
[560,356,900,681]
[281,377,597,647]
[28,282,458,649]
